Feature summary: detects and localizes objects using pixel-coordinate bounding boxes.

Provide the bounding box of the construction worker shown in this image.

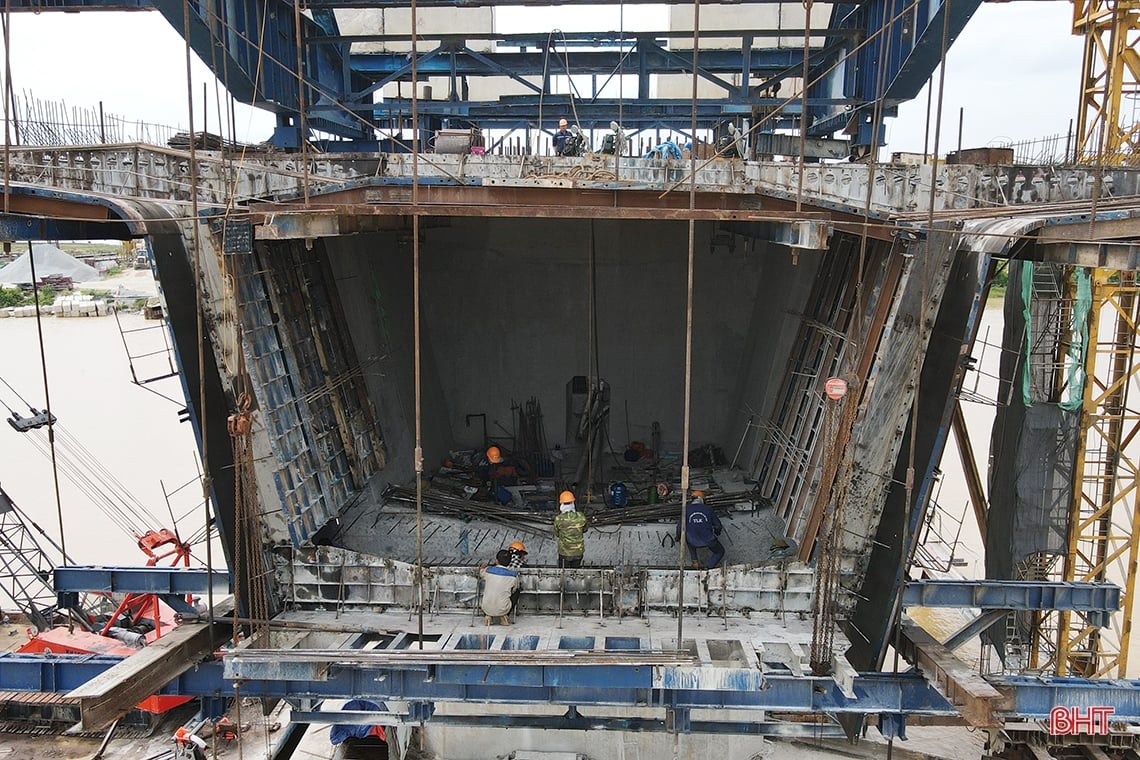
[480,549,518,625]
[173,726,208,760]
[481,446,529,503]
[553,118,572,155]
[676,490,725,569]
[553,490,587,568]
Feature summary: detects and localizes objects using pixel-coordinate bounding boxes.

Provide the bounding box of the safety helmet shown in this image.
[509,540,527,553]
[486,446,503,464]
[559,118,568,127]
[691,489,706,499]
[559,490,575,505]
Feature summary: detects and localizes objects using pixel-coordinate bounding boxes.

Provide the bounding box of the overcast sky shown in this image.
[0,2,1083,153]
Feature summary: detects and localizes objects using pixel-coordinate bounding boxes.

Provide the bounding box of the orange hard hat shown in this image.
[486,446,503,464]
[559,490,575,504]
[691,489,706,499]
[509,540,527,553]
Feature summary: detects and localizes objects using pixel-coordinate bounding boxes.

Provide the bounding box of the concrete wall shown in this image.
[324,218,822,483]
[337,8,496,53]
[325,230,455,482]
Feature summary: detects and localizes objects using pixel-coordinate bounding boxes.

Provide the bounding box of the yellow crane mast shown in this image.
[1072,0,1140,164]
[1056,271,1140,678]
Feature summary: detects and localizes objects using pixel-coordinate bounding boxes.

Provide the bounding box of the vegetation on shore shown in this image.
[0,286,56,309]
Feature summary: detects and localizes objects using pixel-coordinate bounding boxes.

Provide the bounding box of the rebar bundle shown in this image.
[382,484,552,535]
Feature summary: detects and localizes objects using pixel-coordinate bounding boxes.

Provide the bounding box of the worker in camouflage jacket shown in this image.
[553,490,588,568]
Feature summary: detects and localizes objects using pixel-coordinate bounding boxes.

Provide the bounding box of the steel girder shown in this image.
[810,0,982,144]
[52,566,232,596]
[4,653,1140,729]
[902,580,1122,627]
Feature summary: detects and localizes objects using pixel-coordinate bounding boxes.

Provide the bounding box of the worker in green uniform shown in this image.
[553,489,587,568]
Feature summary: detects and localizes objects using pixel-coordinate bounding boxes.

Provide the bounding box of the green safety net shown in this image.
[1020,263,1091,409]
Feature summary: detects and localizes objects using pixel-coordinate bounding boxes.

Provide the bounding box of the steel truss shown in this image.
[5,0,983,150]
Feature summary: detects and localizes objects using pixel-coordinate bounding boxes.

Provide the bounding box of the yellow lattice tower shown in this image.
[1072,0,1140,164]
[1055,270,1140,677]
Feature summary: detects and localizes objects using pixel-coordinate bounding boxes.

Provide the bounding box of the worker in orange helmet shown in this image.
[553,490,587,568]
[676,490,725,569]
[173,726,207,760]
[480,446,530,503]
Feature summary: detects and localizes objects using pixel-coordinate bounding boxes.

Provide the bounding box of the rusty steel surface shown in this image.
[252,203,831,223]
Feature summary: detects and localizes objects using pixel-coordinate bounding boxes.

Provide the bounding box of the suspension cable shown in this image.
[26,240,70,631]
[2,0,12,215]
[677,0,701,656]
[617,0,624,172]
[0,373,33,411]
[658,0,929,201]
[412,0,425,653]
[796,0,812,211]
[182,0,214,627]
[291,0,310,204]
[888,1,952,755]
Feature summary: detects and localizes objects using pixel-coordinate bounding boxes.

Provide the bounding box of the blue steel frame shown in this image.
[50,567,1121,620]
[3,653,1140,730]
[53,566,232,596]
[6,0,983,150]
[902,580,1122,628]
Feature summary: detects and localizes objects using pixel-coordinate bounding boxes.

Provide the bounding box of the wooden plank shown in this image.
[68,609,233,731]
[900,623,1000,729]
[951,400,988,541]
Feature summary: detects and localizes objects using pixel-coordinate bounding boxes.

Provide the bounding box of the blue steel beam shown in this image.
[140,0,368,140]
[53,566,232,596]
[345,45,814,97]
[290,710,850,737]
[902,581,1122,624]
[351,100,814,130]
[943,609,1010,652]
[809,0,983,144]
[992,676,1140,721]
[0,654,952,715]
[4,653,1140,727]
[882,0,983,102]
[0,213,132,241]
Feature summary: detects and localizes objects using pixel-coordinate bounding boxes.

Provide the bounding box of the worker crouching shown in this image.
[480,549,518,625]
[677,490,725,569]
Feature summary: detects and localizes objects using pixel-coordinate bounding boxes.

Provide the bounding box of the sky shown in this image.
[0,2,1085,154]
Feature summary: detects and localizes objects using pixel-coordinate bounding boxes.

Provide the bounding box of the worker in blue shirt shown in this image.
[676,490,725,569]
[552,119,572,155]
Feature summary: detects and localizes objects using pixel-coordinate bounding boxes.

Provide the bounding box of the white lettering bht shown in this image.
[1049,706,1114,735]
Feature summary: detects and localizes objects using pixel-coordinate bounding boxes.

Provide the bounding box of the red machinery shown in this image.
[18,528,195,714]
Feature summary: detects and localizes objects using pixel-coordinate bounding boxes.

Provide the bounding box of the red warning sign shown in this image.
[824,377,848,400]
